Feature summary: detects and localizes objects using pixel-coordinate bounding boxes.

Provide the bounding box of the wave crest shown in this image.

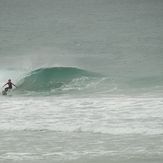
[17,67,102,92]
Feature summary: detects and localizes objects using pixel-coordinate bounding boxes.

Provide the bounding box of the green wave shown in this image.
[17,67,101,92]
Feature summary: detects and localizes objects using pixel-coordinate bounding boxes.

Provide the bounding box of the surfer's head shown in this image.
[8,79,11,82]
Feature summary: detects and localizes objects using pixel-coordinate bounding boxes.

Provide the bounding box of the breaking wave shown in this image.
[16,67,103,94]
[2,66,162,96]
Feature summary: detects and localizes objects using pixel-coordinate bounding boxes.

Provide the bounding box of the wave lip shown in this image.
[17,67,102,92]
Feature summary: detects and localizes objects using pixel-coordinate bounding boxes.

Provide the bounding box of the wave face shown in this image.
[17,67,101,92]
[13,66,163,96]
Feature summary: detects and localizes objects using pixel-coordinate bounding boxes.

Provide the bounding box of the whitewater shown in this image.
[0,0,163,163]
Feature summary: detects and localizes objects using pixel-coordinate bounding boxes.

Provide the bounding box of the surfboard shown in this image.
[2,90,7,95]
[2,89,13,96]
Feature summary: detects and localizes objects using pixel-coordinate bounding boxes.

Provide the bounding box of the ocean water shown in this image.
[0,0,163,163]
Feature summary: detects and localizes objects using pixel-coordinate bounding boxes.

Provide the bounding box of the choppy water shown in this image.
[0,0,163,163]
[0,95,163,163]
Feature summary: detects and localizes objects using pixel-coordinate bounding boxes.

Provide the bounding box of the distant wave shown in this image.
[16,67,103,93]
[127,76,163,87]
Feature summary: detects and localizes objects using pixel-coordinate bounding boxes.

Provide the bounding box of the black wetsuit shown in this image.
[5,82,12,92]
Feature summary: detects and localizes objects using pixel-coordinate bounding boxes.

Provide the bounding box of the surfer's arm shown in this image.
[12,83,17,88]
[2,83,7,87]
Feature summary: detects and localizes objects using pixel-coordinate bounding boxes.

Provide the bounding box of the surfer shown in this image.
[2,79,17,92]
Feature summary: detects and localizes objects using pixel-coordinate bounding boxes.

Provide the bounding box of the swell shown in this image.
[127,76,163,88]
[16,67,102,92]
[10,67,163,95]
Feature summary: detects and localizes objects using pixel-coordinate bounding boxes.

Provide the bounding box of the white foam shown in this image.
[0,96,163,135]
